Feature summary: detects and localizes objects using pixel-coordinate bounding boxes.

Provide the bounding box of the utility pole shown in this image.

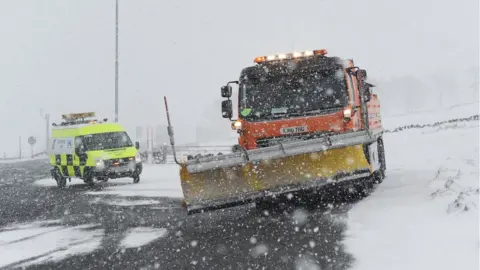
[40,109,50,153]
[114,0,119,122]
[18,136,21,159]
[45,114,50,152]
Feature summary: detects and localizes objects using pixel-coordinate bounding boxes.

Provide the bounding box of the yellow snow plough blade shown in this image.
[180,144,371,213]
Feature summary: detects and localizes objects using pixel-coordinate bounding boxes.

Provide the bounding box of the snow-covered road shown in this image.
[0,162,353,269]
[0,112,478,269]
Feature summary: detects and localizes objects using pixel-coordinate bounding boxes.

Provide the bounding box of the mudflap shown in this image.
[180,144,373,214]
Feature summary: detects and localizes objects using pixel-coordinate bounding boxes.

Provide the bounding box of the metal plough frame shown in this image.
[185,128,384,174]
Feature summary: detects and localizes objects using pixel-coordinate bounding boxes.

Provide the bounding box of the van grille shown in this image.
[104,157,134,166]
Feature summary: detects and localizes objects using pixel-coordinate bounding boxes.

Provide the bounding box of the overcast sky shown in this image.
[0,0,478,156]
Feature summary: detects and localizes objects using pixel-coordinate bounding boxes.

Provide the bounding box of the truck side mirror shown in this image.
[221,85,232,98]
[363,86,371,102]
[221,100,233,119]
[358,69,367,81]
[135,141,140,149]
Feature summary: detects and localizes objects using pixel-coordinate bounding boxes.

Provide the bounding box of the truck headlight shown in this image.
[343,108,352,118]
[95,159,105,170]
[231,120,242,130]
[135,153,142,163]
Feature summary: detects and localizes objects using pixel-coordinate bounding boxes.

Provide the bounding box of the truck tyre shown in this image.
[232,144,243,153]
[355,178,374,198]
[374,137,386,184]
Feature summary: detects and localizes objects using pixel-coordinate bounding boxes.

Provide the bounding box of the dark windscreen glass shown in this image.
[82,131,133,151]
[239,68,348,120]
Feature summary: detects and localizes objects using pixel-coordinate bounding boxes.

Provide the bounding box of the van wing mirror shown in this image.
[135,141,140,149]
[221,100,233,119]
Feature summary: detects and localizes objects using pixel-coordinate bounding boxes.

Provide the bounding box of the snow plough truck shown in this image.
[164,49,386,214]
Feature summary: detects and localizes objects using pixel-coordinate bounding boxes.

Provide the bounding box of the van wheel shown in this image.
[52,169,66,188]
[84,177,95,187]
[55,175,66,188]
[133,175,140,184]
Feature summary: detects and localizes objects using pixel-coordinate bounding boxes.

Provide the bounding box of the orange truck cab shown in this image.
[220,49,382,151]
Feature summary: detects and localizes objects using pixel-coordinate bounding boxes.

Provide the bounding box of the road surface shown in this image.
[0,159,357,270]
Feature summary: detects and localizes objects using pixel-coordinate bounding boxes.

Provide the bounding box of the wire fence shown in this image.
[2,114,477,163]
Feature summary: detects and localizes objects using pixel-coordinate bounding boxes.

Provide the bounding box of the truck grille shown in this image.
[256,132,332,148]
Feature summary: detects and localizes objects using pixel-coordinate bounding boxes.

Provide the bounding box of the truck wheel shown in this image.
[355,178,374,198]
[232,144,243,153]
[374,137,386,184]
[133,175,140,184]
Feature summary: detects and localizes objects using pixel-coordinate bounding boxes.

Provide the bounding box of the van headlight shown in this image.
[95,159,105,170]
[135,153,142,163]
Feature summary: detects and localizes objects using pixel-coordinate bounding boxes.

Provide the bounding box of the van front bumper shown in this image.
[93,161,143,179]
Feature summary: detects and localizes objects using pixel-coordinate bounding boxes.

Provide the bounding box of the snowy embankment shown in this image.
[345,119,479,270]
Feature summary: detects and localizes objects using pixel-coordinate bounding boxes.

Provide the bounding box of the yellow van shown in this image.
[49,112,142,188]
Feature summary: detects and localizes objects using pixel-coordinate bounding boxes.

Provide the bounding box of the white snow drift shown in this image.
[345,120,479,270]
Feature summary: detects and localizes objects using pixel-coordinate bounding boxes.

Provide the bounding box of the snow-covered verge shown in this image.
[345,120,479,270]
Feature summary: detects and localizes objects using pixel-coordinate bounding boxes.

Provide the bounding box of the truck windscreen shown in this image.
[82,131,133,151]
[239,68,348,120]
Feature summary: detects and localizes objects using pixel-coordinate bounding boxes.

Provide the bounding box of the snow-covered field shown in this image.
[382,101,479,130]
[0,155,48,164]
[345,120,479,270]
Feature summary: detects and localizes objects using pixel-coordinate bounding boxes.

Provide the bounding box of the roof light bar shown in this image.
[61,112,96,121]
[254,49,327,64]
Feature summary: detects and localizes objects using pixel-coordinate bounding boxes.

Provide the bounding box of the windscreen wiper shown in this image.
[287,107,343,117]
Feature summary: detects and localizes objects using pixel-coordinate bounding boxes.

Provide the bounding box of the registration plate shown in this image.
[280,125,308,135]
[110,166,130,173]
